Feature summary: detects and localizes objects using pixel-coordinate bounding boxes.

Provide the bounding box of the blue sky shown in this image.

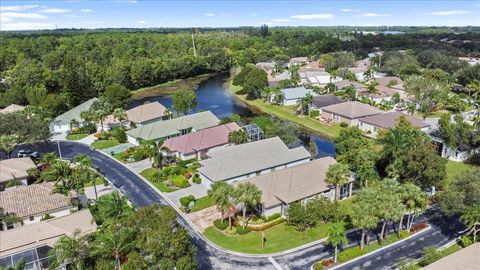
[1,1,479,31]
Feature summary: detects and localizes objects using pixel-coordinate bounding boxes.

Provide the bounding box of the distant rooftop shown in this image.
[0,104,25,114]
[359,111,429,129]
[104,101,168,125]
[312,94,344,109]
[322,101,381,119]
[0,158,36,183]
[52,98,97,126]
[281,87,315,100]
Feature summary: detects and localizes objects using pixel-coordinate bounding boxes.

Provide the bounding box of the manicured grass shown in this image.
[172,174,190,188]
[190,196,216,212]
[140,168,176,193]
[228,81,342,139]
[65,133,88,141]
[91,139,120,150]
[442,242,461,256]
[84,177,105,187]
[339,197,354,216]
[113,151,129,163]
[445,161,478,184]
[204,222,337,254]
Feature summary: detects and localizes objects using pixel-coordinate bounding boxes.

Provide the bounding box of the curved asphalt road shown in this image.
[19,141,465,270]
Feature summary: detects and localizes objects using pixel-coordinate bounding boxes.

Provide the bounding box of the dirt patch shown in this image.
[186,205,221,233]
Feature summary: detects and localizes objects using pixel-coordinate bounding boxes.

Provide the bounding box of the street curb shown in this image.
[318,225,432,270]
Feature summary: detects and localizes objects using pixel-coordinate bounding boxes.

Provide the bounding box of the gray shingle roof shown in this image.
[281,87,314,100]
[359,112,429,129]
[322,101,381,119]
[126,111,220,141]
[51,98,97,126]
[312,95,344,109]
[198,137,311,181]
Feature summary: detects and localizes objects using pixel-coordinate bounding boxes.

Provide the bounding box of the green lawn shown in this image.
[228,81,342,139]
[84,177,106,187]
[446,161,478,184]
[204,222,338,254]
[91,139,120,149]
[140,168,176,193]
[442,242,462,256]
[65,133,88,141]
[339,197,354,216]
[190,196,215,212]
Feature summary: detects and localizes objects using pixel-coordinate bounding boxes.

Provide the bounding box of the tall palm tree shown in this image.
[397,183,427,236]
[208,182,236,227]
[0,134,17,158]
[351,189,379,250]
[40,152,59,165]
[228,130,248,145]
[296,93,313,115]
[377,184,403,242]
[92,226,135,270]
[460,205,480,243]
[236,183,262,228]
[325,162,351,201]
[140,139,168,169]
[112,108,128,123]
[48,230,88,270]
[96,191,133,222]
[326,223,348,263]
[73,154,99,200]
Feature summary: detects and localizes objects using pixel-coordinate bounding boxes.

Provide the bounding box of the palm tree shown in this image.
[377,183,403,242]
[48,230,88,270]
[351,189,379,250]
[271,88,285,105]
[236,183,262,228]
[73,154,99,200]
[261,87,272,102]
[91,226,135,270]
[296,93,313,115]
[326,223,348,263]
[228,130,248,145]
[69,119,79,132]
[325,162,351,201]
[96,191,133,222]
[406,103,416,115]
[0,207,23,230]
[112,108,128,123]
[140,139,168,169]
[460,205,480,243]
[397,183,427,236]
[40,152,59,165]
[208,182,236,227]
[0,135,17,158]
[367,81,379,95]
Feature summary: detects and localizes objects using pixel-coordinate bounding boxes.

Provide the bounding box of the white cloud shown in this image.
[39,8,70,14]
[0,5,39,12]
[341,8,359,12]
[1,22,54,31]
[429,10,471,16]
[128,0,137,3]
[290,13,334,20]
[80,9,92,13]
[1,12,48,22]
[137,20,148,24]
[356,12,390,17]
[204,13,216,16]
[272,18,292,22]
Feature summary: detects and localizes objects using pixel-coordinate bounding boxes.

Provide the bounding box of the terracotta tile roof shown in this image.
[0,183,69,218]
[103,102,167,125]
[162,123,241,155]
[0,158,36,183]
[0,210,96,257]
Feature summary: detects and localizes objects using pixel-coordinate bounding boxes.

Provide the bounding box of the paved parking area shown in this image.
[186,206,221,233]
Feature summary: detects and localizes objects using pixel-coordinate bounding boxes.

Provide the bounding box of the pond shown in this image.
[129,73,336,158]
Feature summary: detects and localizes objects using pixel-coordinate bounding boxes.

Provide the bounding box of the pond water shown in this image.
[129,73,336,158]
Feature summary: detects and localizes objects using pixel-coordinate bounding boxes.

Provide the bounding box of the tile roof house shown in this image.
[312,95,345,111]
[236,157,354,216]
[357,85,397,103]
[0,158,36,189]
[0,104,25,114]
[197,137,311,185]
[289,57,309,67]
[359,112,430,137]
[279,87,316,106]
[102,102,168,130]
[162,122,241,160]
[50,98,98,134]
[0,183,71,227]
[0,210,97,259]
[321,101,382,126]
[332,80,367,91]
[126,111,220,145]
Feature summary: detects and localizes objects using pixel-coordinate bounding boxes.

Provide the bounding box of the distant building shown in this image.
[0,104,25,114]
[197,137,311,186]
[321,101,381,126]
[162,122,241,160]
[126,111,220,145]
[289,57,309,67]
[358,112,430,137]
[0,183,71,228]
[459,57,480,66]
[311,95,345,113]
[235,157,353,216]
[357,85,397,103]
[50,98,98,134]
[0,158,36,190]
[279,86,316,106]
[102,102,169,130]
[429,129,480,162]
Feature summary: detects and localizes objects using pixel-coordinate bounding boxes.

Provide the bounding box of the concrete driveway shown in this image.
[166,182,209,206]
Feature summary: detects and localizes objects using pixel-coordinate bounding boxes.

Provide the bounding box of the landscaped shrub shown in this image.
[172,175,190,188]
[460,235,473,247]
[97,131,111,140]
[183,172,193,179]
[410,223,428,233]
[266,213,281,222]
[248,217,286,231]
[340,122,348,128]
[132,149,148,161]
[313,262,324,270]
[225,226,237,235]
[110,127,127,143]
[310,110,320,118]
[419,246,444,267]
[399,229,411,239]
[288,197,344,231]
[214,219,229,230]
[320,258,334,267]
[180,195,196,207]
[192,174,201,184]
[337,247,366,263]
[40,213,54,221]
[236,225,251,235]
[78,123,97,134]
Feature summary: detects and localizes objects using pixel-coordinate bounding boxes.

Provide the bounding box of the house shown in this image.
[235,157,353,217]
[0,104,25,114]
[197,137,311,186]
[0,158,36,190]
[102,102,169,130]
[126,111,220,145]
[268,70,291,88]
[321,101,381,126]
[332,80,368,92]
[421,243,479,270]
[279,87,316,106]
[301,71,341,87]
[374,76,405,91]
[311,95,345,112]
[162,122,241,160]
[289,57,309,67]
[429,129,480,162]
[256,62,276,73]
[50,97,97,134]
[358,112,430,137]
[346,67,369,81]
[0,210,96,267]
[357,85,397,103]
[0,182,71,228]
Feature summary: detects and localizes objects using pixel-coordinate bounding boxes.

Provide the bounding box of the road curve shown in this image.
[25,141,465,270]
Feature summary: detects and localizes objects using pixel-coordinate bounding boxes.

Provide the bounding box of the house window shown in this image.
[29,216,35,221]
[6,223,14,230]
[332,114,340,121]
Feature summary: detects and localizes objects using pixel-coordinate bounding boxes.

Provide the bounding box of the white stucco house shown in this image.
[50,98,97,134]
[358,112,430,137]
[0,158,36,190]
[278,87,316,106]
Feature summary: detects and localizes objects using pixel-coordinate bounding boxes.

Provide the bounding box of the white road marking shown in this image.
[268,256,283,270]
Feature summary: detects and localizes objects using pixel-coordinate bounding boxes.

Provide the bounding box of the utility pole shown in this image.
[57,140,63,160]
[191,31,197,57]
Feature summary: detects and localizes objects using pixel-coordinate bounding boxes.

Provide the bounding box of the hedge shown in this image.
[180,195,196,207]
[266,213,281,222]
[310,110,320,118]
[214,219,229,230]
[248,217,286,231]
[340,122,348,128]
[236,225,251,235]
